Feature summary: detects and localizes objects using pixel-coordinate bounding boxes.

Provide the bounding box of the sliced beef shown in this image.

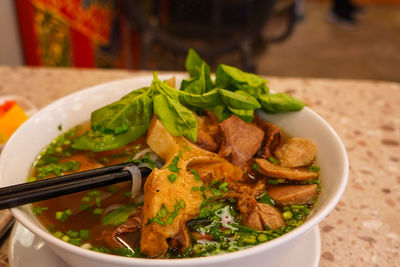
[255,158,318,181]
[274,138,317,167]
[257,203,285,230]
[268,184,318,205]
[254,115,283,158]
[203,110,221,145]
[219,115,264,167]
[195,111,222,152]
[195,129,219,152]
[189,160,243,184]
[243,203,285,230]
[243,211,263,231]
[112,213,142,249]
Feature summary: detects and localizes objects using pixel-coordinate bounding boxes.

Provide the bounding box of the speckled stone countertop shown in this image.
[0,66,399,267]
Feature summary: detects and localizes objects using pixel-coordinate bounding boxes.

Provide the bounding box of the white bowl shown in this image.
[0,74,349,267]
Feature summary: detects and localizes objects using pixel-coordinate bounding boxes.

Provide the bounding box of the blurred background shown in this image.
[0,0,399,82]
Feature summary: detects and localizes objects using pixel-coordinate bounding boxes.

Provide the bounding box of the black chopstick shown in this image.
[0,164,152,210]
[0,161,141,196]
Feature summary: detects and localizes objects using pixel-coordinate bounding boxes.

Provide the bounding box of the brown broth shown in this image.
[31,133,148,249]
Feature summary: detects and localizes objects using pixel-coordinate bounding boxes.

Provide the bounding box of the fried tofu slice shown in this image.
[274,138,317,168]
[268,184,318,205]
[255,158,318,181]
[141,116,242,257]
[146,116,180,162]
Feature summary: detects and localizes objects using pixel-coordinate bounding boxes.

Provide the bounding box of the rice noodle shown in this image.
[103,204,123,215]
[123,165,142,198]
[133,148,153,160]
[132,193,144,204]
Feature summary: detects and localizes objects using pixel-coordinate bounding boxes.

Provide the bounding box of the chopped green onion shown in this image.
[87,190,100,198]
[282,211,293,220]
[61,235,70,242]
[268,157,279,164]
[69,237,83,246]
[93,208,104,216]
[81,196,91,203]
[66,230,79,238]
[54,231,63,238]
[251,163,259,171]
[211,188,223,197]
[219,182,229,192]
[79,229,90,240]
[79,203,91,211]
[190,169,201,182]
[309,166,320,172]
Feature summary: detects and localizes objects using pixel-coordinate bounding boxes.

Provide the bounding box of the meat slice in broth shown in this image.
[274,138,317,168]
[253,115,283,158]
[268,184,318,205]
[243,203,285,230]
[195,129,219,152]
[255,158,318,181]
[219,115,264,167]
[111,212,142,250]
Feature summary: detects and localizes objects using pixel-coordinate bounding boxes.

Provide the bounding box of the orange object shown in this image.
[0,104,29,140]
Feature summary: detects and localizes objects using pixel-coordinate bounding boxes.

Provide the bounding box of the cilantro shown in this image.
[147,200,185,226]
[257,192,276,206]
[252,163,259,171]
[167,156,180,173]
[211,188,223,197]
[168,173,178,183]
[190,168,201,182]
[268,157,279,164]
[184,145,191,151]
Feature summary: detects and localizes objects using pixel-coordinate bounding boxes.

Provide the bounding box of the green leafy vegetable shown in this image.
[215,64,269,95]
[177,89,221,109]
[258,93,305,113]
[218,89,261,110]
[208,105,232,122]
[153,93,198,142]
[72,87,153,151]
[101,204,138,226]
[184,49,213,91]
[227,107,254,123]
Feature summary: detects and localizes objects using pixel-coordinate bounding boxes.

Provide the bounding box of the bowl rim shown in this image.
[3,74,349,265]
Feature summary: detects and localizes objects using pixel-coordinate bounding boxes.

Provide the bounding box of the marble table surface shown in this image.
[0,66,398,267]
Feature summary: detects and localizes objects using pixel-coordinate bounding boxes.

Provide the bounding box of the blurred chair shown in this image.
[124,0,297,72]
